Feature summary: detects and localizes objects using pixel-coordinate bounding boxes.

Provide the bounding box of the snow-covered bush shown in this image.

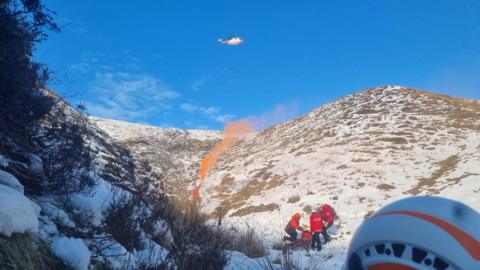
[51,236,90,270]
[0,185,39,237]
[0,170,24,193]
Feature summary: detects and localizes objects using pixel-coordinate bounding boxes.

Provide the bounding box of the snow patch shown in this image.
[135,239,169,268]
[51,236,91,270]
[0,170,24,193]
[70,179,122,226]
[0,185,39,237]
[0,154,8,167]
[224,251,261,270]
[41,201,76,228]
[28,154,44,175]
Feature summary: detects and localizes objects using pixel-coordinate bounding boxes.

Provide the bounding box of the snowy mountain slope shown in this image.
[91,117,222,197]
[86,86,480,269]
[196,86,480,269]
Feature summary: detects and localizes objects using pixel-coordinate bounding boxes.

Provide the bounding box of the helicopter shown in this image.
[218,36,244,46]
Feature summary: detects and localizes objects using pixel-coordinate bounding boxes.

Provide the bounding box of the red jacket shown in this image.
[322,208,333,224]
[285,213,301,231]
[310,212,324,233]
[323,204,336,219]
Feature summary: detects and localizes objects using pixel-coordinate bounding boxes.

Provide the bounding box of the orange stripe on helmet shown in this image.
[373,210,480,261]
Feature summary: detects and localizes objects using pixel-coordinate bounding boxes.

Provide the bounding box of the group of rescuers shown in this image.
[284,204,337,251]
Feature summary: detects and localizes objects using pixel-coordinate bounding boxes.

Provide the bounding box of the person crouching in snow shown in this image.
[284,212,302,241]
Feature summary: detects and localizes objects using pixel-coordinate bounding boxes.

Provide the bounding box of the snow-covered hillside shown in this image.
[89,86,480,269]
[91,117,222,197]
[196,86,480,269]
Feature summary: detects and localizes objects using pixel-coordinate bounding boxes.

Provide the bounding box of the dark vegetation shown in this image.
[0,0,96,196]
[0,0,58,146]
[35,100,97,196]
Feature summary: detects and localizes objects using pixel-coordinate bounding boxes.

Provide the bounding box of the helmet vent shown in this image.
[412,247,428,263]
[352,243,456,270]
[433,258,449,270]
[392,243,406,258]
[374,244,385,254]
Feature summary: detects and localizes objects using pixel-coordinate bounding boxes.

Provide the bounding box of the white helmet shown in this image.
[344,196,480,270]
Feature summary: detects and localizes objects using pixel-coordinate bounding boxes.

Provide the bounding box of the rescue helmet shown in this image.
[343,196,480,270]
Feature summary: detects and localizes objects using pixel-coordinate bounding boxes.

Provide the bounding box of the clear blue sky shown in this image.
[36,0,480,130]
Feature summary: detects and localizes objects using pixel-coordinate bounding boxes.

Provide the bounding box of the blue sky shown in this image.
[36,1,480,130]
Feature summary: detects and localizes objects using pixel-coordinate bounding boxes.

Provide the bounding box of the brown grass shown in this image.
[376,183,395,191]
[221,175,235,186]
[336,164,348,170]
[230,203,280,217]
[294,149,315,156]
[356,182,366,188]
[212,176,285,217]
[364,210,375,220]
[436,173,479,193]
[302,204,313,214]
[0,234,71,270]
[352,158,370,163]
[287,195,300,203]
[356,108,385,114]
[379,137,408,144]
[407,155,460,195]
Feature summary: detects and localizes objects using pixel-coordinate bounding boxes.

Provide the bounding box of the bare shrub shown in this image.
[36,101,96,196]
[104,193,143,252]
[149,200,229,270]
[225,226,267,258]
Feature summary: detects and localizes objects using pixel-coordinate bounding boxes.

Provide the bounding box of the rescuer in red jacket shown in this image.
[322,204,334,229]
[284,212,302,241]
[322,203,337,229]
[310,209,324,251]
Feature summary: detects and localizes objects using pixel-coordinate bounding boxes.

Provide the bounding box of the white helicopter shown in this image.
[218,36,244,46]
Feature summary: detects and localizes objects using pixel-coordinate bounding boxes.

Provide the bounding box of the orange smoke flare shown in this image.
[193,120,252,199]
